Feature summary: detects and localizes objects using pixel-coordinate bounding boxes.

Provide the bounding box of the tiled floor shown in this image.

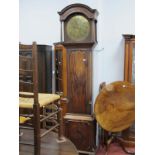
[95,143,135,155]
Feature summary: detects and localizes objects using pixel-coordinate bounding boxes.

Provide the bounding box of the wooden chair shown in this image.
[19,42,63,155]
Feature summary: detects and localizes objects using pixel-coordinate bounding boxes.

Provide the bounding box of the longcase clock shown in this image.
[54,4,98,154]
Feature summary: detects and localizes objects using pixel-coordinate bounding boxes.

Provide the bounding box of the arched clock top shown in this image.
[58,3,98,43]
[58,3,98,21]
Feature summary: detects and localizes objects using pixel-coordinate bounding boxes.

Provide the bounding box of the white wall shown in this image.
[19,0,135,106]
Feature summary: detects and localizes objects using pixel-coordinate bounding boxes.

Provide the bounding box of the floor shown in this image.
[19,129,78,155]
[95,143,135,155]
[20,129,135,155]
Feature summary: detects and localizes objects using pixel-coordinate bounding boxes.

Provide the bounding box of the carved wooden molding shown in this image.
[58,3,98,21]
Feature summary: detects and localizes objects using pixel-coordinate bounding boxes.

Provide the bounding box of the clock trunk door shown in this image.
[67,50,92,114]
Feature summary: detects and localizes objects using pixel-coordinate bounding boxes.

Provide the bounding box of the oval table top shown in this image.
[20,129,78,155]
[94,81,135,132]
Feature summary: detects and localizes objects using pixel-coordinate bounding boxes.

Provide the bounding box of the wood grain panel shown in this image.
[67,51,91,114]
[64,114,96,152]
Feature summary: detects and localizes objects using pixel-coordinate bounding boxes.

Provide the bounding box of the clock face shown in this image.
[66,15,90,42]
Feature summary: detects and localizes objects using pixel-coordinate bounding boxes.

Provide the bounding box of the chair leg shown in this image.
[33,104,41,155]
[57,101,63,140]
[42,106,46,129]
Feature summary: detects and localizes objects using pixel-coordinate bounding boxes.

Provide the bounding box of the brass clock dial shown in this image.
[66,15,90,42]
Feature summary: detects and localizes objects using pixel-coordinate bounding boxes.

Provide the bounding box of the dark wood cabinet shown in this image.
[19,44,52,93]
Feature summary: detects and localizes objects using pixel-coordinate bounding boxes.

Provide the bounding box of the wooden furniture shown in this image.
[123,34,135,83]
[122,34,135,148]
[54,4,98,154]
[95,81,135,132]
[54,44,67,97]
[19,43,52,93]
[64,114,96,153]
[94,81,135,155]
[20,129,78,155]
[54,44,93,114]
[19,42,63,155]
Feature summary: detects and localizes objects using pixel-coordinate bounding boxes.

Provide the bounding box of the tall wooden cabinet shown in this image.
[54,4,98,154]
[19,44,52,93]
[123,34,135,83]
[122,34,135,147]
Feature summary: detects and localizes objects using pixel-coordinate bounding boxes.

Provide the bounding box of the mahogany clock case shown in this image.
[55,3,98,154]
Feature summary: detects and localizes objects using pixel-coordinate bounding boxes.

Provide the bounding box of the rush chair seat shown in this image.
[19,92,60,109]
[19,42,63,155]
[19,116,31,124]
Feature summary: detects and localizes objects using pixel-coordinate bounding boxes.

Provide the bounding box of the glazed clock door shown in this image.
[67,50,92,114]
